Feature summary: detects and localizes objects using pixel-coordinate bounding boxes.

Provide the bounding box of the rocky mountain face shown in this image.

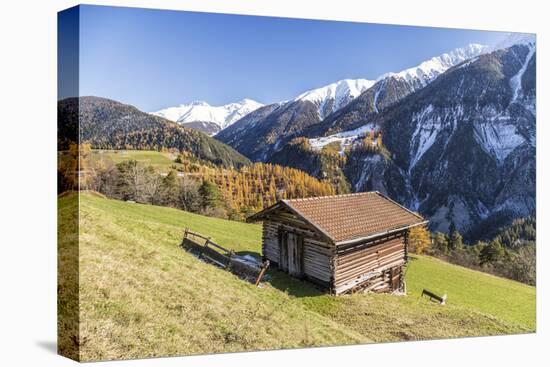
[269,138,352,194]
[147,34,534,241]
[59,96,251,168]
[215,100,322,161]
[217,44,487,162]
[179,120,221,136]
[348,42,536,239]
[223,40,535,241]
[293,79,375,119]
[306,44,488,137]
[150,99,263,135]
[215,78,378,162]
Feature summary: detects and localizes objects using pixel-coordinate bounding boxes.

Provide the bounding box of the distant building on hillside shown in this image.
[247,192,427,295]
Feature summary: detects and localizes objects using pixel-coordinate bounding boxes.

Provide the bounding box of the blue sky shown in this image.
[69,5,509,111]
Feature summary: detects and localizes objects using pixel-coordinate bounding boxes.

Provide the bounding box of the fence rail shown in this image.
[181,228,270,286]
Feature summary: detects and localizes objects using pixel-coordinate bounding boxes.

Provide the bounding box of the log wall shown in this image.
[302,238,332,284]
[262,220,280,264]
[260,208,409,295]
[333,231,407,294]
[261,208,333,289]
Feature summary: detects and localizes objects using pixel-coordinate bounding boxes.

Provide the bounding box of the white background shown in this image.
[0,0,547,365]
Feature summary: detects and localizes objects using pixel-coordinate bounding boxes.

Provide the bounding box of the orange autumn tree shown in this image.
[408,226,432,254]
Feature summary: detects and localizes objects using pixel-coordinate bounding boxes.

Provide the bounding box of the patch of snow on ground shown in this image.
[510,43,536,103]
[372,85,382,113]
[474,122,525,162]
[409,105,440,169]
[476,200,490,219]
[353,154,384,191]
[309,123,377,155]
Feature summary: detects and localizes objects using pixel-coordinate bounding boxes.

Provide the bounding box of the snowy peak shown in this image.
[296,43,490,117]
[379,43,489,87]
[151,98,264,130]
[492,32,536,52]
[294,79,375,119]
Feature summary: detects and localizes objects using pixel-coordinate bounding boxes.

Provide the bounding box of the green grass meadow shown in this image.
[59,193,536,361]
[406,255,535,329]
[91,150,181,172]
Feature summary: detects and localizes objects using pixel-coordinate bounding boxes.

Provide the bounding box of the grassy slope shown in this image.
[65,193,535,361]
[73,193,364,361]
[91,150,180,173]
[406,255,536,329]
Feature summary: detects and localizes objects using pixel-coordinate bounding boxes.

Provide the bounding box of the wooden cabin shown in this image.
[247,191,427,295]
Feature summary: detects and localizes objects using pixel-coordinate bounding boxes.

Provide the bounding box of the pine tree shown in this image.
[162,170,178,206]
[433,232,449,254]
[479,240,505,265]
[448,230,464,252]
[199,180,222,210]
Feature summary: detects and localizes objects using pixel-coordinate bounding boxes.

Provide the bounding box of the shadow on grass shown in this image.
[215,250,327,300]
[267,256,422,299]
[264,269,342,315]
[232,250,323,297]
[265,269,324,298]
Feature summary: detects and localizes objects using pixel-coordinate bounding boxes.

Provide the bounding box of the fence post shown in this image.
[227,250,235,269]
[181,228,188,248]
[198,237,206,260]
[255,260,270,286]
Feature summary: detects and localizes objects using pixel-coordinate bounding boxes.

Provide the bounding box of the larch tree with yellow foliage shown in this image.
[408,226,432,254]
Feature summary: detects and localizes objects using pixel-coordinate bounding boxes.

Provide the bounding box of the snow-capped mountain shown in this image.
[217,43,490,161]
[378,43,488,88]
[293,44,486,122]
[316,42,535,239]
[151,99,264,134]
[219,36,535,241]
[491,32,536,52]
[63,96,252,168]
[308,43,489,137]
[294,79,375,119]
[374,42,535,237]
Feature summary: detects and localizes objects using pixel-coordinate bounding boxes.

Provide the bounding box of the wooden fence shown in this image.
[181,228,269,286]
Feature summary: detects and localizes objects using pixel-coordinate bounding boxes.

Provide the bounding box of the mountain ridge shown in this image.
[151,98,264,135]
[216,42,490,161]
[58,96,252,168]
[294,78,376,119]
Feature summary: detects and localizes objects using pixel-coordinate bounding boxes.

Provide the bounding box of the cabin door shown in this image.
[280,231,303,277]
